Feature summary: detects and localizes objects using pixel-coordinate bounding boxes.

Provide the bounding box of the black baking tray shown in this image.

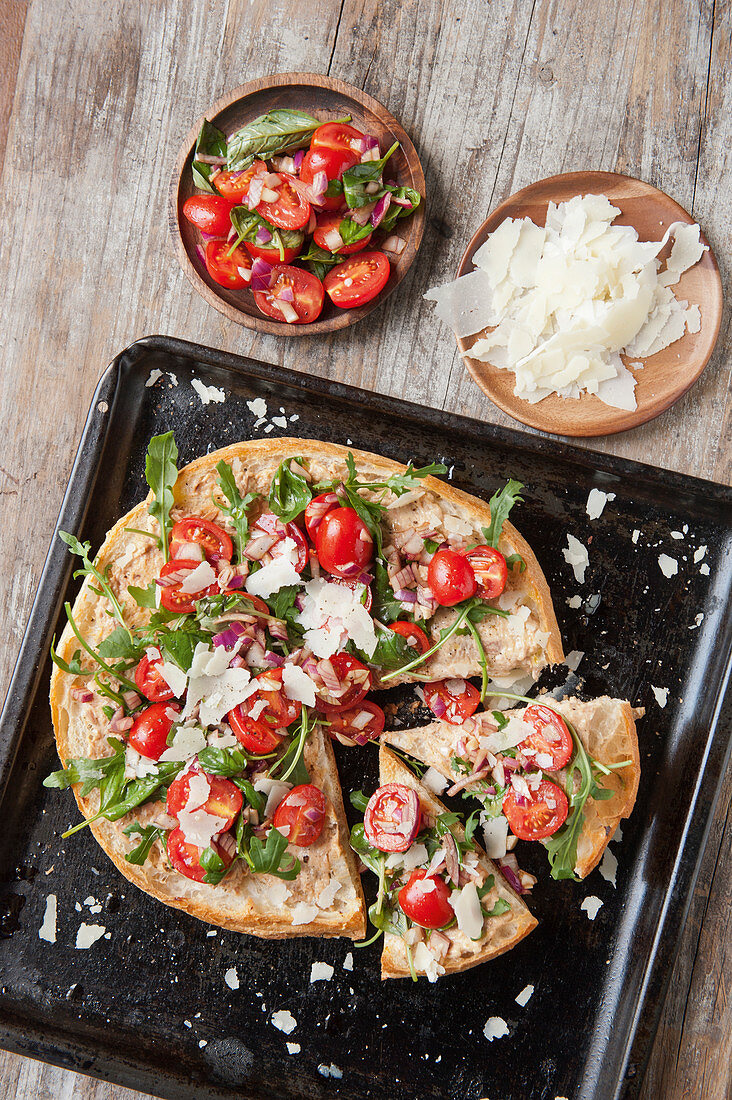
[1,336,731,1100]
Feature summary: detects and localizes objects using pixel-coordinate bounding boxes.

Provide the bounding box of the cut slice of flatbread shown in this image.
[378,746,537,980]
[384,696,641,878]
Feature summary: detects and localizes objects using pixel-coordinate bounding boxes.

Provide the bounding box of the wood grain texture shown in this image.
[0,0,729,1097]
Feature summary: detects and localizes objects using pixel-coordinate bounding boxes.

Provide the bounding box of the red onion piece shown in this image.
[247,176,264,210]
[394,588,417,603]
[429,694,447,719]
[268,620,290,642]
[370,192,392,228]
[277,285,295,303]
[244,533,276,561]
[227,574,246,590]
[195,244,206,265]
[382,234,406,256]
[311,170,328,197]
[498,858,526,895]
[293,149,305,170]
[350,201,377,227]
[263,651,285,667]
[256,226,272,244]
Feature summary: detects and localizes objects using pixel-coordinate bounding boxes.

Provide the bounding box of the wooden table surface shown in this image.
[0,0,729,1097]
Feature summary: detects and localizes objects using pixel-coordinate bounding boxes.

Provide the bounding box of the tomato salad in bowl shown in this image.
[182,110,422,325]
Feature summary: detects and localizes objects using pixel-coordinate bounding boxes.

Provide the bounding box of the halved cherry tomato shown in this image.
[244,240,302,265]
[166,766,243,831]
[237,593,270,615]
[390,621,430,655]
[167,828,234,883]
[424,679,480,724]
[304,492,339,542]
[170,517,233,564]
[518,705,574,772]
[364,783,421,852]
[313,214,372,255]
[253,264,324,324]
[158,559,217,614]
[273,784,326,845]
[315,506,373,577]
[398,869,453,929]
[135,652,174,703]
[128,702,179,760]
[503,779,569,841]
[328,700,385,745]
[213,161,267,202]
[182,194,235,237]
[427,548,477,606]
[300,149,346,212]
[256,174,311,230]
[314,653,371,712]
[333,576,373,613]
[250,511,308,571]
[204,240,252,289]
[463,545,508,599]
[324,251,390,309]
[228,667,302,753]
[308,122,365,178]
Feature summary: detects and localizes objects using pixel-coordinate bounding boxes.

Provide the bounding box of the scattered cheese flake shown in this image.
[310,962,334,983]
[515,984,535,1007]
[566,594,583,608]
[75,923,106,949]
[599,847,618,888]
[271,1009,297,1034]
[563,534,589,583]
[272,416,288,428]
[581,896,603,920]
[182,642,255,726]
[281,663,317,707]
[700,562,710,576]
[317,879,343,909]
[158,726,207,763]
[297,578,377,658]
[481,814,509,859]
[286,1043,301,1055]
[253,777,292,820]
[448,881,484,940]
[413,941,446,983]
[145,368,162,387]
[343,952,354,972]
[290,903,319,926]
[179,560,217,594]
[247,397,267,418]
[158,661,188,698]
[632,529,641,544]
[422,767,449,795]
[690,613,704,630]
[192,378,226,405]
[694,545,707,562]
[651,686,669,708]
[483,1016,509,1042]
[39,895,57,943]
[564,650,585,671]
[224,967,239,990]
[586,488,616,520]
[318,1064,343,1079]
[245,540,301,597]
[199,1040,208,1048]
[670,530,684,540]
[658,554,678,578]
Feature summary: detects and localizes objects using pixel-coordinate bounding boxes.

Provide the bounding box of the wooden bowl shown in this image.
[169,74,426,336]
[455,171,723,437]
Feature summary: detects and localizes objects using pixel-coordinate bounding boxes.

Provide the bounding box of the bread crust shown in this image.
[49,436,562,938]
[383,696,641,880]
[377,747,537,979]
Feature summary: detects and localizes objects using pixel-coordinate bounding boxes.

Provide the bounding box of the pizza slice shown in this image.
[351,746,537,981]
[384,695,642,879]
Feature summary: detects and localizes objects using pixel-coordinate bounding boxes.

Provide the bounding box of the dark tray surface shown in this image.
[0,336,730,1100]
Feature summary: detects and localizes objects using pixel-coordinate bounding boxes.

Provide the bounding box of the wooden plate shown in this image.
[456,171,723,437]
[169,73,425,336]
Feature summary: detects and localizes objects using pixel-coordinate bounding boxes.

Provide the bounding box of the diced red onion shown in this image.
[311,170,328,197]
[173,540,204,562]
[260,185,280,203]
[227,225,237,243]
[123,690,142,709]
[382,234,406,256]
[370,192,392,228]
[289,176,323,208]
[237,266,252,283]
[247,642,266,667]
[294,593,306,612]
[391,564,415,592]
[71,688,94,703]
[350,201,376,227]
[244,533,276,560]
[302,656,322,681]
[293,149,305,170]
[227,574,246,590]
[429,694,447,719]
[272,298,299,323]
[323,227,344,251]
[196,153,227,165]
[199,230,222,243]
[394,588,417,603]
[263,650,285,667]
[195,244,205,265]
[268,620,290,641]
[277,284,295,303]
[443,832,460,885]
[498,858,526,895]
[247,176,264,210]
[229,655,246,668]
[360,146,381,163]
[213,627,242,648]
[305,494,338,535]
[317,659,340,692]
[391,194,414,209]
[256,226,272,244]
[305,209,317,235]
[262,172,282,188]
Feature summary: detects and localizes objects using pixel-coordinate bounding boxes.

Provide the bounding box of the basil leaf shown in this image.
[481,480,524,549]
[341,142,399,208]
[200,844,233,885]
[349,789,369,813]
[192,119,227,194]
[368,625,419,671]
[197,745,250,778]
[145,433,179,562]
[239,780,265,817]
[492,710,509,730]
[379,186,422,232]
[267,584,304,646]
[159,628,209,673]
[128,581,159,609]
[123,823,168,865]
[97,626,143,663]
[215,459,257,564]
[228,110,335,172]
[483,897,511,918]
[300,241,341,281]
[325,178,343,197]
[350,823,385,877]
[337,217,374,247]
[269,457,312,523]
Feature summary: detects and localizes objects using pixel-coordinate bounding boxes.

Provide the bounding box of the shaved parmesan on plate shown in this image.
[271,1009,297,1034]
[581,896,603,920]
[563,534,589,583]
[425,196,707,410]
[483,1016,509,1042]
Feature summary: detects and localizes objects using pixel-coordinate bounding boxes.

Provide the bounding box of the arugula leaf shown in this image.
[341,142,399,208]
[97,626,144,663]
[349,789,370,813]
[145,433,179,562]
[123,823,168,866]
[505,553,526,573]
[44,737,126,796]
[50,641,88,678]
[370,559,405,624]
[227,110,350,172]
[465,808,482,844]
[62,603,140,693]
[59,531,131,637]
[192,119,227,193]
[128,581,159,609]
[380,597,507,683]
[483,896,511,918]
[214,460,257,563]
[269,709,310,785]
[200,844,233,885]
[239,825,300,880]
[492,710,509,730]
[61,760,182,838]
[269,457,312,523]
[159,627,209,672]
[481,480,524,549]
[451,755,473,776]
